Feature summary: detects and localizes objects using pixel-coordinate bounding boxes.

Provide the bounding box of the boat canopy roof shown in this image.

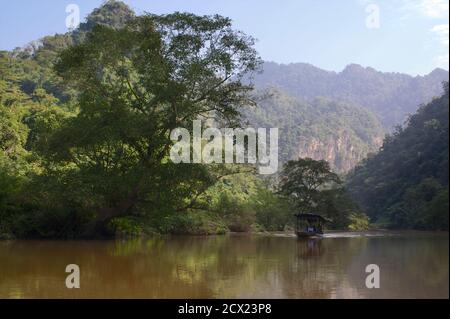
[294,213,331,223]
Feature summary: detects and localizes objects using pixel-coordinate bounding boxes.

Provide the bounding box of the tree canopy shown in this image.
[1,0,445,238]
[38,12,261,223]
[347,83,449,230]
[278,158,341,214]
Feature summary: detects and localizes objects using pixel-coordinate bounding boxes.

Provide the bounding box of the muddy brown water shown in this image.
[0,231,448,298]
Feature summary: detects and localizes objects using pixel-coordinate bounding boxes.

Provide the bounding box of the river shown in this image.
[0,231,448,298]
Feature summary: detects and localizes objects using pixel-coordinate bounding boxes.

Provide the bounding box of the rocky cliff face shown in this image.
[296,131,383,173]
[244,90,386,173]
[245,62,448,172]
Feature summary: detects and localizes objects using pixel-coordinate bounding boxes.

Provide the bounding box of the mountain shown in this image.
[252,62,449,130]
[8,0,136,103]
[7,0,446,174]
[13,0,135,61]
[245,89,384,172]
[346,83,449,230]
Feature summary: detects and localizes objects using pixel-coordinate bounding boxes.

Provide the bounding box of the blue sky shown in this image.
[0,0,448,75]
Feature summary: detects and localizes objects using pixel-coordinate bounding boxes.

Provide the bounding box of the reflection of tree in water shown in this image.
[274,238,369,298]
[0,234,448,298]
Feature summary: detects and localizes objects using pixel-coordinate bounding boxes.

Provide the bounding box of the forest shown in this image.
[347,83,449,230]
[0,0,448,239]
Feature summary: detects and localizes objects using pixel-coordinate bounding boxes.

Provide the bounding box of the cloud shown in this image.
[431,23,449,68]
[401,0,449,19]
[434,54,449,68]
[398,1,449,69]
[358,0,449,70]
[420,0,449,18]
[431,23,450,46]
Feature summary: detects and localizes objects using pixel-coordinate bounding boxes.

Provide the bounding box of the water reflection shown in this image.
[0,232,448,298]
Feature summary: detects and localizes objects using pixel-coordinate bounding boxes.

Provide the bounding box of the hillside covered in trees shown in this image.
[347,84,449,230]
[241,45,447,173]
[0,1,300,238]
[245,89,384,172]
[7,1,447,174]
[252,62,448,130]
[0,0,448,239]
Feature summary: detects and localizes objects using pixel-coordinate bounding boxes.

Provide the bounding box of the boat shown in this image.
[295,213,329,238]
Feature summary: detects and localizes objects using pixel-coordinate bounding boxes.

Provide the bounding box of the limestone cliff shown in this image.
[245,89,385,173]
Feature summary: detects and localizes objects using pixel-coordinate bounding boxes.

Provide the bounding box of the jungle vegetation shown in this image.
[0,1,447,238]
[347,83,449,230]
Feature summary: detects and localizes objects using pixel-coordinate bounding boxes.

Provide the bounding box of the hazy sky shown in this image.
[0,0,448,75]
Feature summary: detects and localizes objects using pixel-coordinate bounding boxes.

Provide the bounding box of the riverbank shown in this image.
[4,229,449,242]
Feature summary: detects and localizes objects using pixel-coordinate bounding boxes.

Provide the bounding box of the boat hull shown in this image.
[296,231,323,238]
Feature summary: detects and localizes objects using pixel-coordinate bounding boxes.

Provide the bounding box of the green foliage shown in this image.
[245,89,385,172]
[108,216,143,237]
[347,83,449,230]
[200,173,295,232]
[253,62,448,129]
[0,168,23,239]
[279,158,341,213]
[205,174,258,232]
[78,0,135,33]
[279,158,368,230]
[251,185,293,231]
[0,55,30,167]
[315,188,369,230]
[10,208,92,239]
[0,2,269,238]
[347,213,371,231]
[36,10,260,226]
[2,0,444,239]
[159,211,229,235]
[215,194,255,232]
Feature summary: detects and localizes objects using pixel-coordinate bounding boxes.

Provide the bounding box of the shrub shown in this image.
[108,217,144,237]
[348,212,371,231]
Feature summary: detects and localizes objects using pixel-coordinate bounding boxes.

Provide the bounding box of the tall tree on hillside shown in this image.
[36,13,261,223]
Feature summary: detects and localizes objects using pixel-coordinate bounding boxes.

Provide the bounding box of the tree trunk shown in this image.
[96,187,139,222]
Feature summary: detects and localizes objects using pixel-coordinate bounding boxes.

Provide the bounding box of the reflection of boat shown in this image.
[296,238,323,259]
[295,214,329,238]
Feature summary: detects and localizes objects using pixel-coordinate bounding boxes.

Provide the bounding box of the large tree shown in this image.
[278,158,341,214]
[36,13,261,222]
